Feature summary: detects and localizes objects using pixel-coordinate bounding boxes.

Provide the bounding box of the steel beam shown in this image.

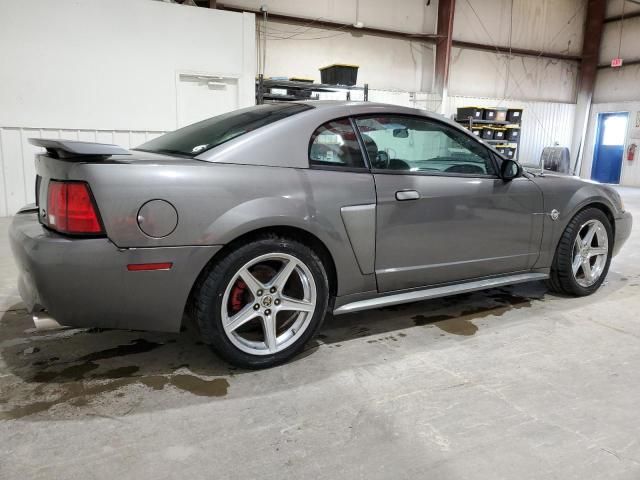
[434,0,455,95]
[451,40,581,62]
[571,0,607,175]
[604,9,640,23]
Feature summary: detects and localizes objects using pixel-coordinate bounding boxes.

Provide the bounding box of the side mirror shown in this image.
[501,159,521,181]
[393,128,409,138]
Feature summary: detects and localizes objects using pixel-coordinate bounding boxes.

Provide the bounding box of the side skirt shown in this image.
[332,272,549,315]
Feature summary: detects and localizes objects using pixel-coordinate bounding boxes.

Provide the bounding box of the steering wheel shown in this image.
[374,151,390,169]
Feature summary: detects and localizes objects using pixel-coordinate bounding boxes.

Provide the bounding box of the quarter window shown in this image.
[309,119,366,169]
[354,116,496,176]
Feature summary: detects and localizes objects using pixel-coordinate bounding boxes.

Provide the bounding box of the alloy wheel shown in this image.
[571,219,609,288]
[221,253,317,356]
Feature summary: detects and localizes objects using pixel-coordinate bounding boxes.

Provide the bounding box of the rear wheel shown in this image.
[194,236,329,369]
[548,208,613,296]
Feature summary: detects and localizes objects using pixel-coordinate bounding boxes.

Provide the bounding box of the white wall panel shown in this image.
[449,48,578,102]
[606,0,640,18]
[259,19,434,92]
[0,127,165,216]
[0,0,255,217]
[446,96,576,166]
[595,14,640,103]
[0,0,255,132]
[223,0,438,34]
[453,0,585,55]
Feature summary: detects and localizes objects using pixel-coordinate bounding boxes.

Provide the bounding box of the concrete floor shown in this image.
[1,188,640,480]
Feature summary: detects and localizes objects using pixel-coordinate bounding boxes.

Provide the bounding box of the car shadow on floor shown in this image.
[0,276,627,421]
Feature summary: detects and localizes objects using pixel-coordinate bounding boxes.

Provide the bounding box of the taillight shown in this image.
[47,181,103,234]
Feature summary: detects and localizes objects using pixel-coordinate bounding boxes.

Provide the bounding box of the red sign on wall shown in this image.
[611,58,624,68]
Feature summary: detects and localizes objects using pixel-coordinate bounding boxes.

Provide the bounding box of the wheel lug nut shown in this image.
[257,289,263,297]
[264,309,271,316]
[274,299,280,305]
[253,304,260,310]
[270,287,277,293]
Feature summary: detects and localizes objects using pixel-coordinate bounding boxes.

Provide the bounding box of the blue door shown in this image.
[591,112,628,184]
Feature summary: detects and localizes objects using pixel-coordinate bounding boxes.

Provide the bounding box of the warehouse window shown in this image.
[355,116,496,176]
[309,119,366,170]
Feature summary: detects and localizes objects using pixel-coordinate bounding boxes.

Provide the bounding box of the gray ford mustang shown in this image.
[9,101,633,368]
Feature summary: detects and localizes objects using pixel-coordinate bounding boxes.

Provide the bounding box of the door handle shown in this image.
[395,190,420,201]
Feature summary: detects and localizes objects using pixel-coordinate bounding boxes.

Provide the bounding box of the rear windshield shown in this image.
[134,103,312,157]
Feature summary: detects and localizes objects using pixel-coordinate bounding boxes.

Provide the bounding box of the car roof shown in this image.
[195,100,493,168]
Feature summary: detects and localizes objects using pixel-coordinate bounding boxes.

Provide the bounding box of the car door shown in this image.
[353,115,543,293]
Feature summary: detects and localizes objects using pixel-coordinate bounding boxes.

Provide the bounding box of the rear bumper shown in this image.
[9,212,221,332]
[613,211,632,257]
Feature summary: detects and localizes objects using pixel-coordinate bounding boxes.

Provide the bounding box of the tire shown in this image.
[547,207,613,296]
[194,234,329,369]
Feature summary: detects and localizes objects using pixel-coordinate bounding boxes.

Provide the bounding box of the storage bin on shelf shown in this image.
[505,125,520,141]
[493,128,506,141]
[481,127,495,140]
[456,107,484,121]
[507,109,523,123]
[319,64,359,86]
[470,126,483,137]
[287,77,314,98]
[494,145,516,159]
[483,108,498,121]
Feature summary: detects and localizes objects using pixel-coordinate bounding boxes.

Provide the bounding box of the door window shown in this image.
[309,119,366,169]
[354,116,496,176]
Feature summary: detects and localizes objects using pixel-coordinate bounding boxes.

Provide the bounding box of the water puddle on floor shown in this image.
[411,289,535,336]
[0,333,231,421]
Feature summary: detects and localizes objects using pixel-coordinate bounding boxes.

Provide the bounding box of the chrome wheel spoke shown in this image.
[278,295,315,313]
[572,254,582,275]
[269,259,298,291]
[262,315,278,353]
[583,223,597,246]
[589,247,607,257]
[238,268,264,297]
[581,258,593,281]
[225,305,260,333]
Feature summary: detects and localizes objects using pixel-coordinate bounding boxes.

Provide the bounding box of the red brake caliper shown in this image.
[230,280,247,314]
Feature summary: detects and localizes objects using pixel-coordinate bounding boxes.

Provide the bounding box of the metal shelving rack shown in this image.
[256,74,369,104]
[454,115,521,160]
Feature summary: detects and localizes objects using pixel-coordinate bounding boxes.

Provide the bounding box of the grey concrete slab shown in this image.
[1,188,640,480]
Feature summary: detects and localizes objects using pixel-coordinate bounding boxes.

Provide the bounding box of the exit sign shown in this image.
[611,57,624,68]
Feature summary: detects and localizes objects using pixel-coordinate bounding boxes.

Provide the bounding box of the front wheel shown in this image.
[194,235,329,369]
[548,208,613,296]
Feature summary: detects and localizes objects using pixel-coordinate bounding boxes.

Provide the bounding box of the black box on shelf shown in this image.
[319,64,359,86]
[287,77,314,97]
[457,107,483,121]
[493,128,506,140]
[481,127,495,140]
[483,108,497,120]
[503,146,516,159]
[471,126,483,137]
[507,109,523,123]
[506,126,520,141]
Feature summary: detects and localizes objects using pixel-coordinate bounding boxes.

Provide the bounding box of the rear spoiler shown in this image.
[29,138,131,159]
